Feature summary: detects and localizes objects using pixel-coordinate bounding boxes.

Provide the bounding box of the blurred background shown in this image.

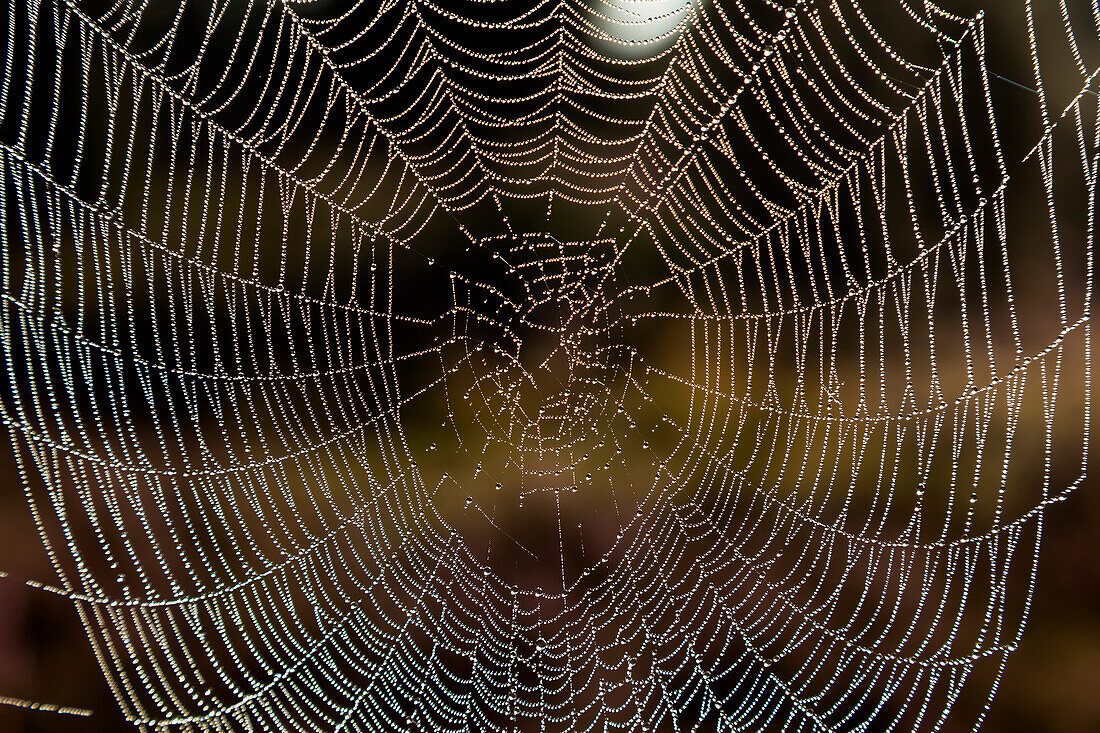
[0,0,1097,730]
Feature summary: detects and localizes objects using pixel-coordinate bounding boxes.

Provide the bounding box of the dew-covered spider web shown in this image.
[0,0,1097,730]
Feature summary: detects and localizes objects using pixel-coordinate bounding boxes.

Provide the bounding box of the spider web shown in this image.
[0,0,1096,730]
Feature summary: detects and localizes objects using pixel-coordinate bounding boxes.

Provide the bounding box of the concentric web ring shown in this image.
[0,0,1095,730]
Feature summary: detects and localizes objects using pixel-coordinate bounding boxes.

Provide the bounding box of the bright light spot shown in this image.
[591,0,698,57]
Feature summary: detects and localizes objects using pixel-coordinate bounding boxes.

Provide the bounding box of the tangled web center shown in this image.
[415,235,672,587]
